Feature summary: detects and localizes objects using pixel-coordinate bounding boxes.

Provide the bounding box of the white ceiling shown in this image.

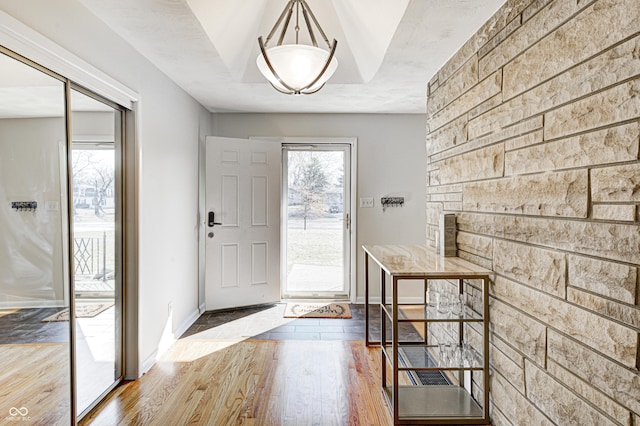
[77,0,505,114]
[1,0,506,116]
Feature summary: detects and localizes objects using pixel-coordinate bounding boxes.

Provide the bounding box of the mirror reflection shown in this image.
[0,51,71,424]
[70,89,122,415]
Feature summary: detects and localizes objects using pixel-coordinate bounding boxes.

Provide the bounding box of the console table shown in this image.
[363,244,492,425]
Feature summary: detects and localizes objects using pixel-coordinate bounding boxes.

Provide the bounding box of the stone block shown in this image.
[592,163,640,203]
[489,406,513,426]
[437,117,540,162]
[456,213,640,264]
[443,201,462,211]
[430,192,463,202]
[478,16,522,59]
[463,169,588,218]
[437,0,530,84]
[504,129,543,152]
[547,330,640,414]
[568,287,640,330]
[457,250,493,270]
[426,202,443,226]
[522,0,553,22]
[491,333,525,367]
[493,240,566,297]
[545,79,640,140]
[489,299,546,365]
[503,0,640,99]
[491,343,525,393]
[480,0,596,80]
[506,123,640,176]
[428,73,439,95]
[567,254,637,304]
[592,204,637,222]
[427,183,463,194]
[547,359,632,426]
[427,56,478,117]
[429,71,502,131]
[426,114,468,156]
[525,360,618,425]
[456,231,493,258]
[468,93,503,121]
[490,371,554,426]
[493,276,638,367]
[435,143,504,185]
[470,35,640,139]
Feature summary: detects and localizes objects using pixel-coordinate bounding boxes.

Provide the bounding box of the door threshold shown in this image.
[281,296,350,303]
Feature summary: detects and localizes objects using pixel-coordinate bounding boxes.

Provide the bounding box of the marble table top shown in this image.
[362,244,493,278]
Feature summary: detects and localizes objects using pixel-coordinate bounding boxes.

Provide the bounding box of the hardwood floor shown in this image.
[81,339,394,425]
[0,343,71,425]
[79,303,437,425]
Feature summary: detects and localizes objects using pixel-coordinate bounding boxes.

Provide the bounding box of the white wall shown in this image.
[212,113,427,302]
[0,0,211,375]
[0,117,67,307]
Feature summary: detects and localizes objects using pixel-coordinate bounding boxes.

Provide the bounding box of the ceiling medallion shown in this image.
[257,0,338,95]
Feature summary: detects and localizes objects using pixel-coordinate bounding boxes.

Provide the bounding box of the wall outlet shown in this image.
[360,197,374,208]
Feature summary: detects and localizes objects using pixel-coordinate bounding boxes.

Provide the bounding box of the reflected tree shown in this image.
[72,150,114,217]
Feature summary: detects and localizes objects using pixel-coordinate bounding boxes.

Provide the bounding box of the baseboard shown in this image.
[176,308,201,338]
[354,296,425,305]
[140,349,158,376]
[199,303,206,314]
[0,300,65,309]
[139,307,202,376]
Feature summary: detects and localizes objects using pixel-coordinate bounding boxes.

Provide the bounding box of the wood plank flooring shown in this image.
[0,343,71,425]
[81,339,395,425]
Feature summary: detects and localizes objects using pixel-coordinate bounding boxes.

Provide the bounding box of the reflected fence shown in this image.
[73,232,108,281]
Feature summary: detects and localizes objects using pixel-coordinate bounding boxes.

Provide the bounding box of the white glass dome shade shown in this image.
[257,44,338,94]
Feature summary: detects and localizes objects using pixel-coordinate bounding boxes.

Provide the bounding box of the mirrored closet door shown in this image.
[0,50,72,424]
[0,48,125,423]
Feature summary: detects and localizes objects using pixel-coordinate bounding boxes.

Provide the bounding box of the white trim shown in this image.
[0,10,138,108]
[275,137,358,303]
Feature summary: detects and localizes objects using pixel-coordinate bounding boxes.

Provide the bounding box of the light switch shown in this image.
[360,197,374,208]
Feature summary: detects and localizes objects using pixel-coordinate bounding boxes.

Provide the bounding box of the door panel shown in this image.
[205,137,281,310]
[70,88,123,416]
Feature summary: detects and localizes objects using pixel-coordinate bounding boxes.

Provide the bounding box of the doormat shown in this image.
[41,302,114,322]
[284,302,351,319]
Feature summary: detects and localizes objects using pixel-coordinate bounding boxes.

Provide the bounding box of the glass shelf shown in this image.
[381,304,483,323]
[382,345,484,371]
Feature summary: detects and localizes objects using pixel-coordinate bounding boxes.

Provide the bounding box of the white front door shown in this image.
[205,136,281,310]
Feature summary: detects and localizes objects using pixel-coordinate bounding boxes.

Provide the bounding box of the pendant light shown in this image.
[257,0,338,95]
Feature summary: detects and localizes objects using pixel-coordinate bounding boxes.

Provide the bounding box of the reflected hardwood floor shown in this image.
[81,339,395,425]
[0,343,71,425]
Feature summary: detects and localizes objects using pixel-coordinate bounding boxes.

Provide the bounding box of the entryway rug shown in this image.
[41,302,114,322]
[284,302,352,319]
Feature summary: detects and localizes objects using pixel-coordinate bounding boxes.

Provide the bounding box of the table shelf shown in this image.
[383,386,486,424]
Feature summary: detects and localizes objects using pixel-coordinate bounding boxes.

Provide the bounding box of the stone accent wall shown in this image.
[426,0,640,424]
